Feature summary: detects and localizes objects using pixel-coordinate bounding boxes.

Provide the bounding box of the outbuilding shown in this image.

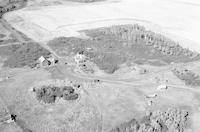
[38,54,57,67]
[157,84,168,90]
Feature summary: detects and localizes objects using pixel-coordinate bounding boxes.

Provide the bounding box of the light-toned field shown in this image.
[3,0,200,52]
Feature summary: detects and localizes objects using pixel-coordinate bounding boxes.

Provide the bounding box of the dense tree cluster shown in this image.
[0,33,6,38]
[35,85,78,103]
[0,0,27,17]
[110,108,189,132]
[98,24,199,58]
[172,68,200,86]
[3,42,50,68]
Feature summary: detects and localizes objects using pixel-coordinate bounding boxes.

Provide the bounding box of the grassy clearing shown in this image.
[48,24,200,73]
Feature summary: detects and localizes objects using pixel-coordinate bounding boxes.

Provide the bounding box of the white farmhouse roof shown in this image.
[38,56,46,63]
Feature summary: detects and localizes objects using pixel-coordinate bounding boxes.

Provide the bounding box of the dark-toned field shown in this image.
[110,108,189,132]
[48,24,200,73]
[0,42,50,68]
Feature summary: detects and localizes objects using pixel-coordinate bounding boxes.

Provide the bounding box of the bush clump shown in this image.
[35,85,78,103]
[111,108,189,132]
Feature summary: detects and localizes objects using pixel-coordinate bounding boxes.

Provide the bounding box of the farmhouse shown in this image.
[74,51,87,64]
[38,54,57,67]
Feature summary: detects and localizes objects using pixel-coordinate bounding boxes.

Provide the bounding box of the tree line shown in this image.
[0,0,27,17]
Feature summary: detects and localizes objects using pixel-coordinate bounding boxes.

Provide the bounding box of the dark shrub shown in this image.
[35,85,78,103]
[35,86,57,103]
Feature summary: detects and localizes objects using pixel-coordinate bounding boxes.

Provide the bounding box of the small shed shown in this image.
[157,84,168,90]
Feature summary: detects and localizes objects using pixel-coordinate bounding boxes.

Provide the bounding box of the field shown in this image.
[0,42,50,68]
[0,0,200,132]
[0,18,51,68]
[1,61,200,132]
[48,24,200,73]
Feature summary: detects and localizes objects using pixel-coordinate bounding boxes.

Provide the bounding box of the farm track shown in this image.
[0,18,61,59]
[0,19,26,43]
[58,61,200,89]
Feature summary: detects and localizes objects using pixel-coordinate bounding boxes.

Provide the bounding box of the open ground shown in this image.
[0,0,200,132]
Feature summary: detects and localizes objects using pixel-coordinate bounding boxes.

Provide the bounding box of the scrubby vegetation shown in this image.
[0,44,21,56]
[48,24,200,73]
[0,42,50,68]
[172,68,200,86]
[0,0,27,17]
[35,85,78,103]
[111,108,189,132]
